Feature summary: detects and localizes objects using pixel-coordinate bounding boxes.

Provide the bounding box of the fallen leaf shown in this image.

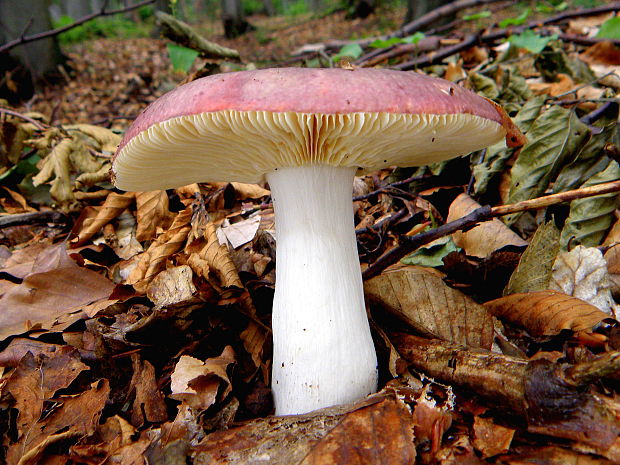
[484,290,611,336]
[504,221,560,295]
[0,338,64,367]
[170,346,235,411]
[365,266,494,349]
[447,193,527,258]
[146,264,197,309]
[128,204,193,293]
[135,190,173,241]
[71,192,135,245]
[550,245,617,316]
[411,389,452,461]
[192,393,415,465]
[473,416,515,458]
[128,354,168,427]
[0,243,115,340]
[220,215,261,249]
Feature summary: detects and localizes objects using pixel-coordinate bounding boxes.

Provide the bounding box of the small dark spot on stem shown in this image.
[449,87,455,96]
[281,362,284,367]
[431,137,436,142]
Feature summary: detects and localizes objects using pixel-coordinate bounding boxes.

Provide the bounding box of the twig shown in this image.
[564,351,620,386]
[0,0,156,54]
[363,180,620,280]
[353,174,428,201]
[0,211,69,229]
[0,108,46,130]
[551,72,619,100]
[356,209,407,236]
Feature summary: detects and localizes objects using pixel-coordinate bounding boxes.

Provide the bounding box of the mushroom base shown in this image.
[267,164,378,415]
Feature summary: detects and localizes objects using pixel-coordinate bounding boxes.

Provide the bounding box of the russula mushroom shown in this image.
[112,68,524,416]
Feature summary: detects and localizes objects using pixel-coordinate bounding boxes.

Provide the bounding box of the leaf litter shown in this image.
[1,3,620,464]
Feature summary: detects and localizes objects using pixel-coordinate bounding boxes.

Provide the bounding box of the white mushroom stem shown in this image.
[267,164,378,416]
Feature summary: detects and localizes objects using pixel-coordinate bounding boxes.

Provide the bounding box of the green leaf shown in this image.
[369,32,425,49]
[508,29,557,54]
[505,106,590,225]
[467,72,499,100]
[463,10,491,20]
[498,7,530,27]
[504,221,560,295]
[597,16,620,39]
[333,43,363,60]
[473,96,546,195]
[554,101,619,193]
[560,161,620,248]
[401,236,460,268]
[0,153,41,181]
[166,43,199,73]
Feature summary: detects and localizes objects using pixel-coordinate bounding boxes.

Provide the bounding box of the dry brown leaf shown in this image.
[231,182,270,199]
[9,379,110,465]
[187,222,243,288]
[0,186,37,213]
[483,290,611,337]
[473,416,515,459]
[135,190,172,241]
[0,243,115,341]
[240,320,268,377]
[580,40,620,66]
[3,347,89,464]
[192,393,414,465]
[1,241,53,278]
[146,264,197,308]
[128,354,168,427]
[411,389,452,461]
[0,338,64,367]
[128,205,193,293]
[500,445,617,464]
[72,191,135,245]
[365,266,494,349]
[447,193,527,258]
[604,244,620,298]
[170,346,235,411]
[529,73,576,98]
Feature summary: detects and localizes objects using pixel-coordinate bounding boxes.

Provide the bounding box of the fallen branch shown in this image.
[0,107,47,130]
[363,180,620,280]
[155,11,240,60]
[0,211,69,229]
[0,0,156,54]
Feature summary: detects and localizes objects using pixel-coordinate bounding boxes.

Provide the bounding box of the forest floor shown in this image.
[1,1,620,464]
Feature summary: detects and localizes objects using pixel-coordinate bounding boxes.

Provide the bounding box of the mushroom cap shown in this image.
[113,68,524,191]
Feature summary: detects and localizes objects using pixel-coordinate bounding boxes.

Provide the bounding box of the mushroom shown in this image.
[112,68,524,415]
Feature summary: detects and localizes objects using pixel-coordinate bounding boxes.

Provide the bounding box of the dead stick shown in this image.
[0,108,46,130]
[0,211,69,229]
[363,180,620,280]
[0,0,156,53]
[564,351,620,386]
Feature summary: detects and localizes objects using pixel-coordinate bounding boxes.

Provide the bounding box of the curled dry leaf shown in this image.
[71,191,135,246]
[0,243,115,341]
[192,393,415,465]
[411,389,452,461]
[551,245,618,316]
[484,290,611,337]
[135,190,173,241]
[365,266,494,349]
[170,346,235,411]
[127,204,193,293]
[447,193,527,258]
[187,222,243,289]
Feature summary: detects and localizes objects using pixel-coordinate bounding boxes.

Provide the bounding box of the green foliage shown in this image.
[333,43,363,61]
[505,106,590,225]
[504,221,560,295]
[508,29,557,54]
[401,236,460,268]
[54,14,149,45]
[166,43,199,73]
[369,32,425,49]
[597,17,620,40]
[498,7,530,27]
[560,161,620,248]
[272,0,309,16]
[535,1,567,13]
[243,0,266,16]
[463,10,491,21]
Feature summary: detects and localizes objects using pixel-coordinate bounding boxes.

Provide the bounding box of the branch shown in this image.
[0,211,69,229]
[362,180,620,280]
[0,0,156,54]
[0,108,47,130]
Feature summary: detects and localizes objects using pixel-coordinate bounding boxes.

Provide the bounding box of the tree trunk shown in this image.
[404,0,454,26]
[0,0,63,102]
[263,0,275,16]
[221,0,254,39]
[346,0,376,20]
